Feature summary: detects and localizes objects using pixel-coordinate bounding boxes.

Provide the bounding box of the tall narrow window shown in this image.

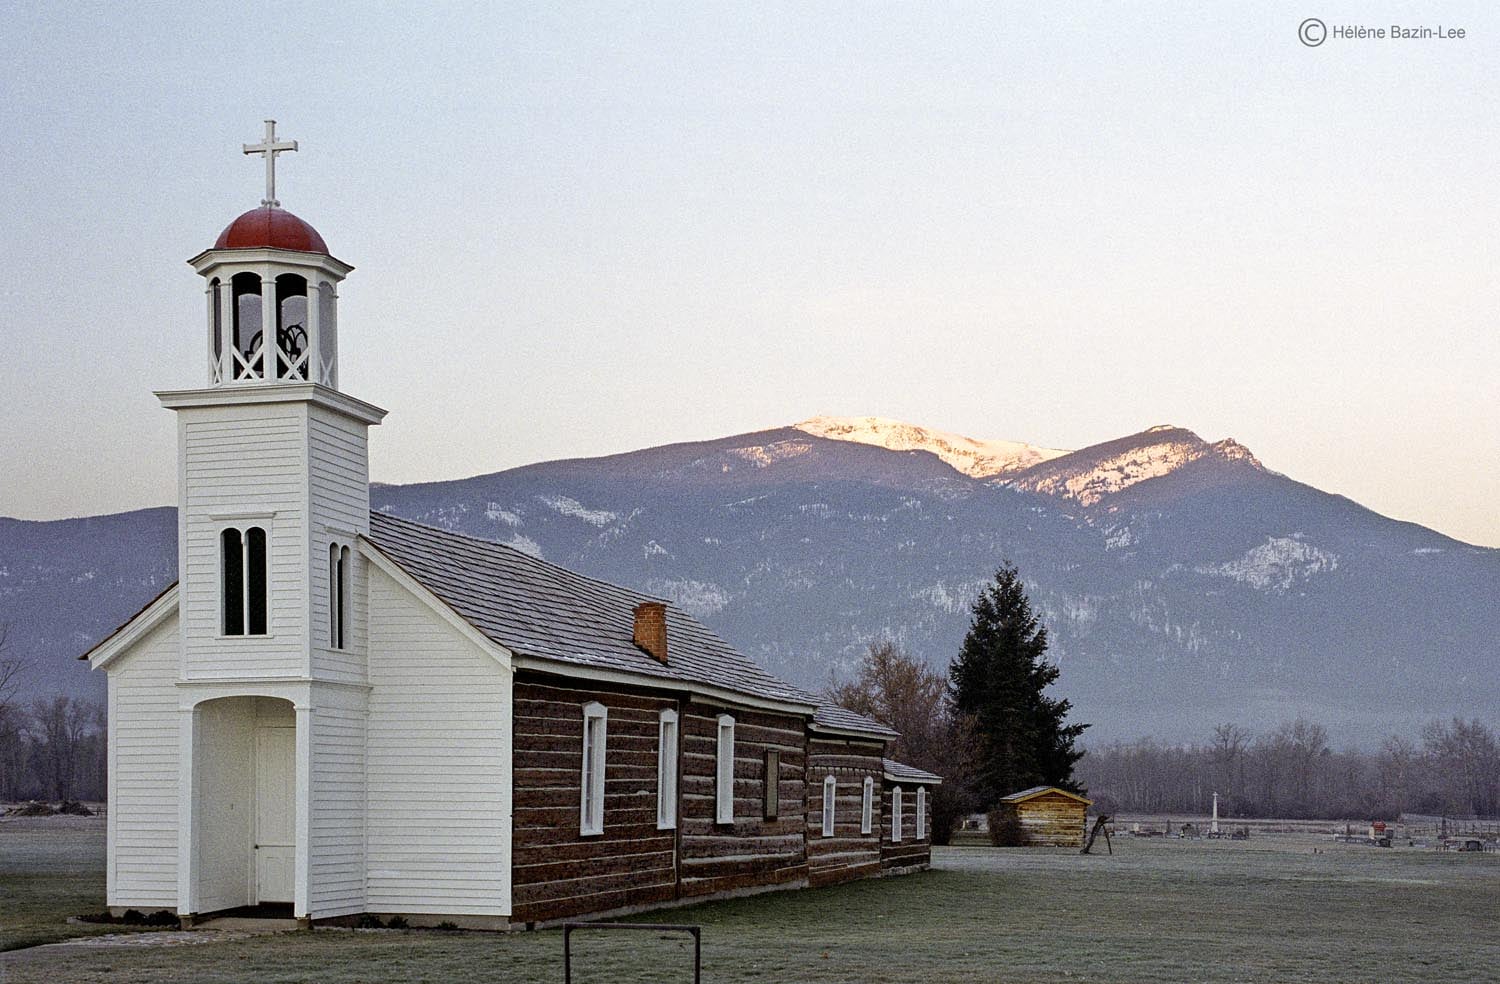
[245,527,267,635]
[861,776,874,835]
[892,786,904,843]
[916,787,927,840]
[580,702,607,836]
[339,546,350,646]
[221,528,244,634]
[657,709,678,830]
[221,525,268,636]
[328,543,339,646]
[822,775,837,837]
[329,543,350,649]
[764,751,780,820]
[715,714,735,825]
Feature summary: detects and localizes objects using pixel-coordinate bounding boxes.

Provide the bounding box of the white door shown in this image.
[254,727,295,904]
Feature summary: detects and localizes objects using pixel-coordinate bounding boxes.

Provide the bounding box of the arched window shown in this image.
[221,528,243,633]
[275,274,309,379]
[221,525,268,635]
[329,543,350,649]
[230,273,263,378]
[916,786,927,840]
[861,776,874,835]
[892,786,904,843]
[822,775,837,837]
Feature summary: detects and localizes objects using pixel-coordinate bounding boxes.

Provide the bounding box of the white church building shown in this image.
[83,124,938,929]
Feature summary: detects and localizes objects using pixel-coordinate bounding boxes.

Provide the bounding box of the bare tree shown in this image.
[1377,734,1420,816]
[1210,723,1251,802]
[1422,718,1500,817]
[0,621,23,714]
[828,639,977,842]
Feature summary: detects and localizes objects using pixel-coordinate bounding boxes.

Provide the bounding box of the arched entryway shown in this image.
[192,696,296,915]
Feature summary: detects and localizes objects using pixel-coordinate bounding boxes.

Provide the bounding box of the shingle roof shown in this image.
[813,704,900,740]
[366,511,819,709]
[1000,785,1091,805]
[882,758,943,785]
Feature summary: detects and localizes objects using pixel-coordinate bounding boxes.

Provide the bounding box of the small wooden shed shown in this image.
[995,786,1092,847]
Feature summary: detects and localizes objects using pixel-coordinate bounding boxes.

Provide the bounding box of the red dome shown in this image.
[214,206,328,254]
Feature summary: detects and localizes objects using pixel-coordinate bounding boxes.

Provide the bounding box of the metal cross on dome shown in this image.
[243,120,298,207]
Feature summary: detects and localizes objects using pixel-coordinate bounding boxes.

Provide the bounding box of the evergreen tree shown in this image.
[948,564,1087,805]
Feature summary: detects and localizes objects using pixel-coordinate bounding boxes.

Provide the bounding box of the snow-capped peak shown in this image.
[1003,427,1264,506]
[793,415,1069,479]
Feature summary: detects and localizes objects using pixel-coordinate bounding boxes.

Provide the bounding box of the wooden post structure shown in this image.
[1080,814,1112,855]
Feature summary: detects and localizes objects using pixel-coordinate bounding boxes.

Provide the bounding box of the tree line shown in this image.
[0,697,107,803]
[0,622,107,803]
[1075,717,1500,821]
[828,566,1499,841]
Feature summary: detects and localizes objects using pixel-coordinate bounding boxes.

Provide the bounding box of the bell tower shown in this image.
[190,121,350,389]
[159,121,386,686]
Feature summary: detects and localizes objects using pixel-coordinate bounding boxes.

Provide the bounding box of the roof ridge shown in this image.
[370,510,669,604]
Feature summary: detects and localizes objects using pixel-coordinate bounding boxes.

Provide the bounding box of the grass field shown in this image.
[2,817,1496,983]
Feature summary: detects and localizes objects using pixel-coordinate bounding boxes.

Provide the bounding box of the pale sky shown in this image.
[2,2,1496,547]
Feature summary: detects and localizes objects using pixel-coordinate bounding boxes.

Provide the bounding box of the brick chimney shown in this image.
[633,601,668,664]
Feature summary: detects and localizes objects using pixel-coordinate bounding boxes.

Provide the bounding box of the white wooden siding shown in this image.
[107,614,181,909]
[179,405,307,679]
[365,567,512,915]
[308,405,372,684]
[307,690,368,917]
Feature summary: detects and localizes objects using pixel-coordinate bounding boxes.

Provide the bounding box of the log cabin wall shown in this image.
[678,701,809,898]
[805,737,884,887]
[1005,793,1088,847]
[510,676,681,923]
[880,782,932,872]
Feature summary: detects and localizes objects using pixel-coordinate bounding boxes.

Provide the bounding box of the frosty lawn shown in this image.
[3,818,1496,983]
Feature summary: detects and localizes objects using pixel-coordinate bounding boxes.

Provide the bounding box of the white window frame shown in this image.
[917,786,927,840]
[822,775,837,838]
[657,708,678,830]
[580,702,608,836]
[214,515,274,639]
[328,540,351,650]
[892,785,904,843]
[861,776,874,835]
[715,714,735,825]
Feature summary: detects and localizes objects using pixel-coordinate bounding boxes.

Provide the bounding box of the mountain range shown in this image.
[4,416,1495,745]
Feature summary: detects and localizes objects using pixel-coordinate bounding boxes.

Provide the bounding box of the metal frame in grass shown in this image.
[562,922,702,983]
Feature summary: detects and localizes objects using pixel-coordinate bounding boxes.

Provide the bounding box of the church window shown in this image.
[230,273,263,378]
[861,776,874,834]
[221,525,268,636]
[917,787,927,840]
[580,702,607,836]
[275,274,309,380]
[329,543,350,650]
[892,786,904,843]
[763,750,779,820]
[657,709,678,830]
[822,774,837,837]
[715,714,735,824]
